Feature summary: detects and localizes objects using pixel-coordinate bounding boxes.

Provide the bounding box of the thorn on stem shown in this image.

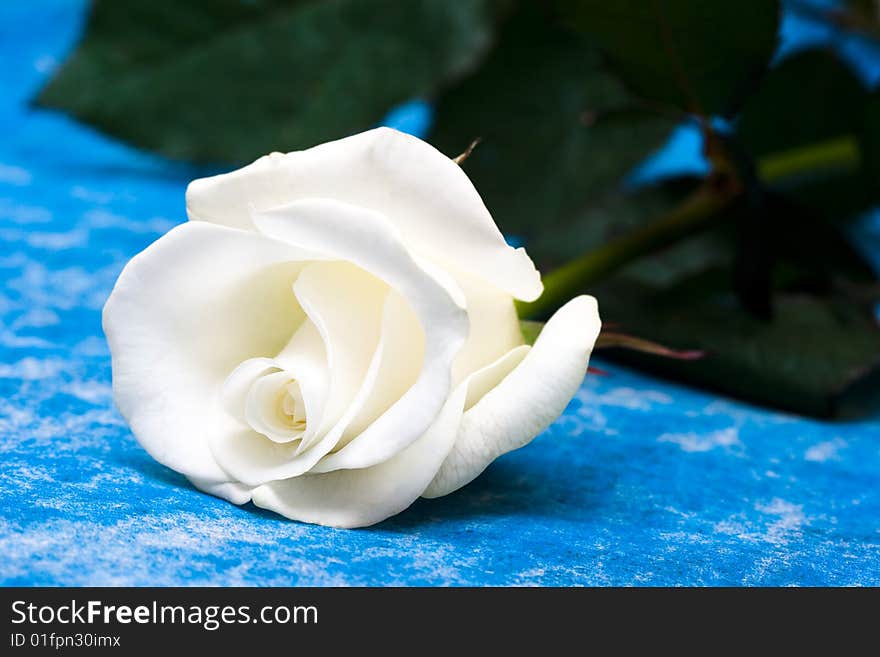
[453,138,481,165]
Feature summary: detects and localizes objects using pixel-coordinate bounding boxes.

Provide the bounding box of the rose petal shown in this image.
[448,266,525,386]
[250,341,532,527]
[220,357,278,426]
[335,289,424,448]
[423,295,601,499]
[220,316,328,446]
[463,345,530,411]
[271,319,328,446]
[186,127,543,301]
[188,476,253,505]
[293,262,387,439]
[250,378,467,528]
[244,370,304,443]
[102,222,311,482]
[253,199,468,473]
[207,261,389,485]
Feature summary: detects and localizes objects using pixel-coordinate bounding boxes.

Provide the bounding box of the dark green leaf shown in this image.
[611,185,876,299]
[732,193,775,320]
[846,0,877,12]
[36,0,496,162]
[864,90,880,185]
[738,49,878,219]
[430,5,676,269]
[554,0,780,116]
[594,272,880,418]
[526,177,700,268]
[569,171,880,416]
[739,50,865,157]
[728,187,878,319]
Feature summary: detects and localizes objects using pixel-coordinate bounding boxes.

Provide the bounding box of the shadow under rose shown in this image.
[108,448,193,492]
[126,440,611,530]
[371,458,611,533]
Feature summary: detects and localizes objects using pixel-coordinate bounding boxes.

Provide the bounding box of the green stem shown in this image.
[516,132,864,321]
[757,136,860,182]
[516,184,734,319]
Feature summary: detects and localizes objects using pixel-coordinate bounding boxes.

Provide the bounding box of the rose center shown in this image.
[221,362,317,445]
[279,380,308,434]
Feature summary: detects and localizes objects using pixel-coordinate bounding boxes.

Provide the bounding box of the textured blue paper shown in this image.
[1,1,878,586]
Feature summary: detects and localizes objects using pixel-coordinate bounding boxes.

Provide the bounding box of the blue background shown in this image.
[1,0,878,586]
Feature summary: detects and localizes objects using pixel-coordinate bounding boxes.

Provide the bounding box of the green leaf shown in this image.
[527,178,701,268]
[430,5,676,269]
[864,90,880,185]
[739,51,865,157]
[738,49,878,219]
[560,173,880,416]
[730,189,879,319]
[36,0,496,162]
[594,272,880,418]
[554,0,780,116]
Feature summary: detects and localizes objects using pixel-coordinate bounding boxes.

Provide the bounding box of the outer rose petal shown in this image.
[102,222,313,483]
[186,127,542,301]
[447,266,524,386]
[189,477,252,506]
[423,295,601,499]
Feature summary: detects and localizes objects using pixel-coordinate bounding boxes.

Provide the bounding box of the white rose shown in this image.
[103,127,600,528]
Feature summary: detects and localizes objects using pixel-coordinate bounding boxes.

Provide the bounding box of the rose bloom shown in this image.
[103,128,600,528]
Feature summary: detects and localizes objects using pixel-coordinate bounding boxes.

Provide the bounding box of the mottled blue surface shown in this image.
[1,1,879,586]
